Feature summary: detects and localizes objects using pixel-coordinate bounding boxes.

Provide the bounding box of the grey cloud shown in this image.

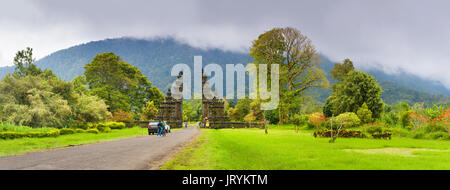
[0,0,449,89]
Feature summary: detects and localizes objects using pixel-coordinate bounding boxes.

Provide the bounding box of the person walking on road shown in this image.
[157,121,163,136]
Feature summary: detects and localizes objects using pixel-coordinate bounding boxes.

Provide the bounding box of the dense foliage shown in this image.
[250,27,329,124]
[330,70,384,118]
[84,52,164,114]
[0,48,111,128]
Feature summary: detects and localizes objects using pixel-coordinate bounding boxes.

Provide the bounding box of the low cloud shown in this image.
[0,0,449,89]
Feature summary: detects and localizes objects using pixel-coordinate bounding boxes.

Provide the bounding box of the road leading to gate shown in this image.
[0,126,200,170]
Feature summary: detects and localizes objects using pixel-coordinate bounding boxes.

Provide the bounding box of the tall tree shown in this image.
[250,27,329,124]
[332,70,384,118]
[324,58,355,117]
[330,58,354,81]
[13,47,43,78]
[84,52,164,113]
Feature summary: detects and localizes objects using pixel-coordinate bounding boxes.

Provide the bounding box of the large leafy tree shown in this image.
[0,75,72,127]
[331,70,384,118]
[0,48,111,127]
[84,52,164,113]
[250,27,329,124]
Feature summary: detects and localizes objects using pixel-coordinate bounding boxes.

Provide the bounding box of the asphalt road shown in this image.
[0,126,200,170]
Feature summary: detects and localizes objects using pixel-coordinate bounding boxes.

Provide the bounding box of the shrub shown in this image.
[71,122,89,130]
[382,112,398,125]
[400,111,412,127]
[111,110,134,123]
[103,127,111,133]
[86,128,99,134]
[95,123,107,132]
[106,122,126,129]
[75,128,86,133]
[263,109,279,124]
[0,132,23,139]
[410,131,426,139]
[60,128,75,135]
[365,125,383,134]
[357,103,373,124]
[334,112,361,128]
[408,112,427,131]
[308,113,327,129]
[372,132,392,139]
[73,94,112,123]
[291,114,307,127]
[427,131,449,140]
[313,129,366,138]
[46,129,60,137]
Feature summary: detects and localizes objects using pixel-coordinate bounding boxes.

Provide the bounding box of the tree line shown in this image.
[0,48,164,127]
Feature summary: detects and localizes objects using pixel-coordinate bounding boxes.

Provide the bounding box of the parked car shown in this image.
[148,122,171,135]
[147,122,159,135]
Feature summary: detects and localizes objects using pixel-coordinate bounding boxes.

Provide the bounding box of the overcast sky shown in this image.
[1,0,449,88]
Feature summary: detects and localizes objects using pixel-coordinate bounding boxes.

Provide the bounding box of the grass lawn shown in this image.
[161,126,450,170]
[0,127,149,157]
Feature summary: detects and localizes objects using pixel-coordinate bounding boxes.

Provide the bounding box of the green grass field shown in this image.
[0,127,149,157]
[161,126,450,170]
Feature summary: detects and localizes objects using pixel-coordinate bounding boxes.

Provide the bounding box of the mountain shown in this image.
[0,37,448,105]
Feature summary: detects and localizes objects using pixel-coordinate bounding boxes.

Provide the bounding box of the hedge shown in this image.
[75,128,86,133]
[372,132,392,139]
[313,129,366,138]
[0,129,60,140]
[60,128,75,135]
[86,128,99,134]
[1,122,125,140]
[106,122,126,129]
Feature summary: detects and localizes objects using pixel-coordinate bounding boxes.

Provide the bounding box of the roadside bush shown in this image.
[60,128,75,135]
[94,123,107,132]
[71,123,89,130]
[47,129,60,137]
[111,110,134,123]
[106,122,126,129]
[75,128,86,133]
[0,129,60,140]
[86,128,99,134]
[0,132,24,139]
[103,127,111,133]
[334,112,361,128]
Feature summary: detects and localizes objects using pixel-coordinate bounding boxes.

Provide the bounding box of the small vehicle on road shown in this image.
[148,121,171,135]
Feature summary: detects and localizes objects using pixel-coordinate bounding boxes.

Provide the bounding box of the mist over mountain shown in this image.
[0,37,448,105]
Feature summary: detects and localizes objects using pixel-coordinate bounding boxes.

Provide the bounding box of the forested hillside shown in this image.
[0,37,447,105]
